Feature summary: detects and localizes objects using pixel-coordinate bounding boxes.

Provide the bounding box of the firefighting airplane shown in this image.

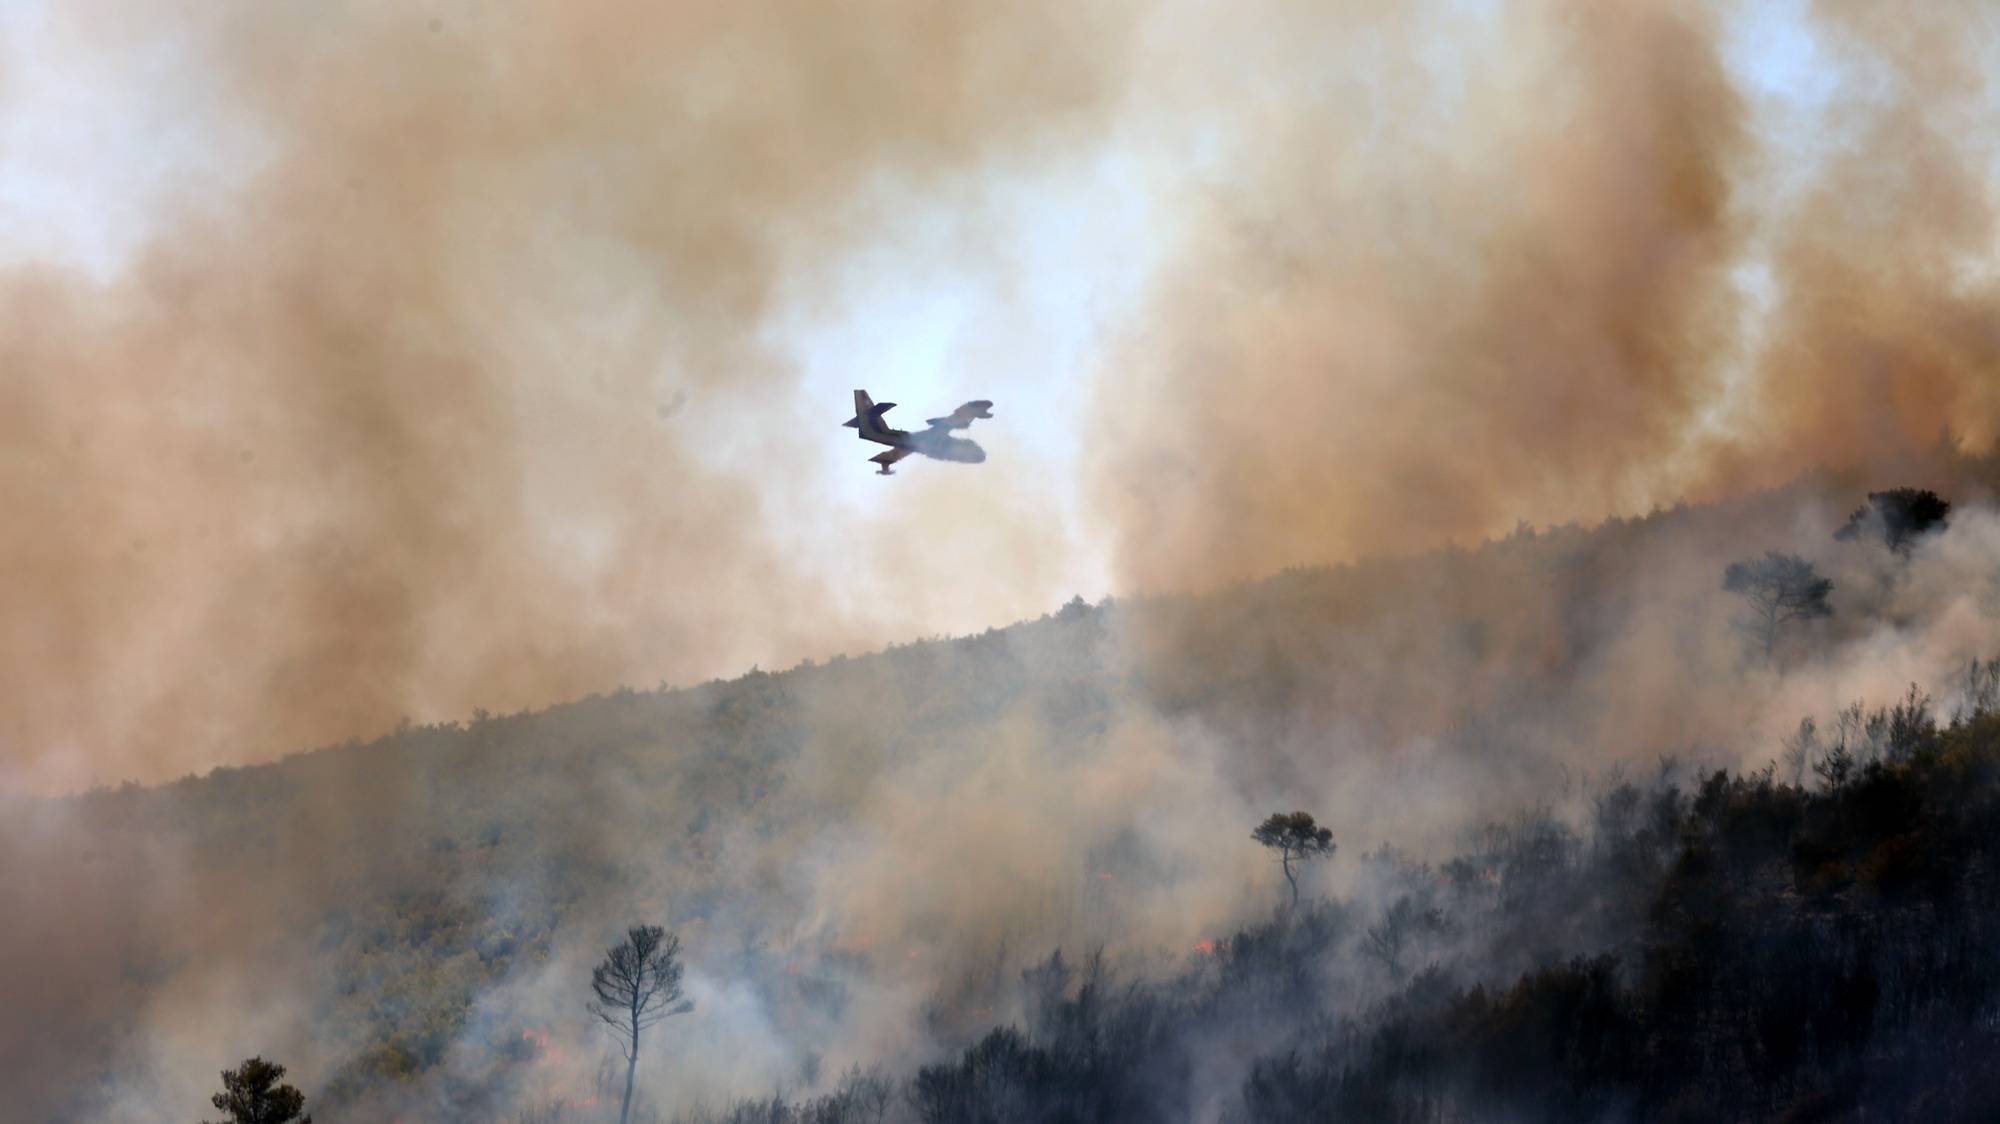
[842,390,993,475]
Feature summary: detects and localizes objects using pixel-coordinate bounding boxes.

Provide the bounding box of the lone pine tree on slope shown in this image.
[1253,811,1337,909]
[589,924,695,1124]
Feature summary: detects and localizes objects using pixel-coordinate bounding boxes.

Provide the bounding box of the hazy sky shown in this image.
[0,0,1833,535]
[0,0,1138,603]
[3,0,1995,792]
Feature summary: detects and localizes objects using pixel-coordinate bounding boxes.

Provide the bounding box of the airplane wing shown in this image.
[869,447,913,474]
[924,400,995,430]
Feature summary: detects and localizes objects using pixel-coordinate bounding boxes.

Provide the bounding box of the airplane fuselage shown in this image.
[844,390,990,473]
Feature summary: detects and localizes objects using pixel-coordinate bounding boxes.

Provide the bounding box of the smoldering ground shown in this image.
[8,0,2000,1120]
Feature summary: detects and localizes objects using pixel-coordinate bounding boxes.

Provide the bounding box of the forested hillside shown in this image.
[701,701,2000,1123]
[7,457,2000,1121]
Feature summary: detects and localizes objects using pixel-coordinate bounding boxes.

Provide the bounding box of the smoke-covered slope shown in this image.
[793,703,2000,1124]
[6,458,2000,1121]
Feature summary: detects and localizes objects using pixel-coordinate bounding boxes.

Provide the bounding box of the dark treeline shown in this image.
[680,692,2000,1123]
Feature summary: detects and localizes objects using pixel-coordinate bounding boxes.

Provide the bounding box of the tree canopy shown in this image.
[1723,551,1834,661]
[203,1057,311,1124]
[1835,487,1951,552]
[1252,812,1337,908]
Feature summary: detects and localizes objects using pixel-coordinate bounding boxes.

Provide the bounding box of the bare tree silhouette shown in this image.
[588,925,694,1124]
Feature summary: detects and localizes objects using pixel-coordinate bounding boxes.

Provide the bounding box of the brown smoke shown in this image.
[1740,1,2000,476]
[10,0,2000,788]
[1086,0,1999,594]
[0,0,1131,791]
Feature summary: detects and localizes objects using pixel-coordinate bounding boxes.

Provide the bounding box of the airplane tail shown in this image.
[843,389,897,439]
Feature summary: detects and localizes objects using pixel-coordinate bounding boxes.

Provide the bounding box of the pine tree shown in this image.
[203,1057,311,1124]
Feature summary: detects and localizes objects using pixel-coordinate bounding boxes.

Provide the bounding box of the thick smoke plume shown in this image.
[9,0,2000,791]
[1087,0,2000,593]
[1,0,1129,791]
